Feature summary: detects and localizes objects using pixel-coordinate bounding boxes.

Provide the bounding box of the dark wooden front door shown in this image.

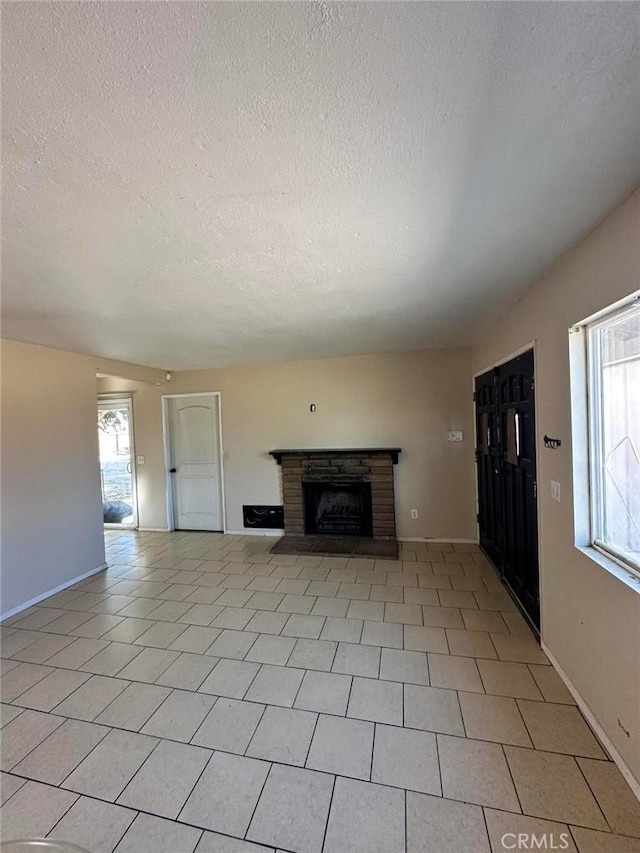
[475,349,540,629]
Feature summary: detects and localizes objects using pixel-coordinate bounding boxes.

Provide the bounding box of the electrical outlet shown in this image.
[551,480,561,503]
[411,509,419,519]
[137,456,145,465]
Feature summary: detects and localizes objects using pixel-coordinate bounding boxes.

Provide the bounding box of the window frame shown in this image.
[586,299,640,579]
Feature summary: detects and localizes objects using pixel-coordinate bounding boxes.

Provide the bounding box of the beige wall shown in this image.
[471,188,640,787]
[99,349,477,541]
[1,340,106,615]
[0,344,166,616]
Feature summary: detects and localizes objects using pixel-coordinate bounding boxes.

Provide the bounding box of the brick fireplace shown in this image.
[269,448,401,556]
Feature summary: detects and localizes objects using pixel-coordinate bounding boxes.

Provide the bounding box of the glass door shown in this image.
[98,396,137,527]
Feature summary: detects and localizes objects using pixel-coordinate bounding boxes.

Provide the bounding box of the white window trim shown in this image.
[583,296,640,583]
[575,544,640,594]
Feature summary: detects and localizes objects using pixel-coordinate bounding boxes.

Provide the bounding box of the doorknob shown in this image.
[169,467,177,473]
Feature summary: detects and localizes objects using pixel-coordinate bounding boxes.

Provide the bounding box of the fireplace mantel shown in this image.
[269,448,401,465]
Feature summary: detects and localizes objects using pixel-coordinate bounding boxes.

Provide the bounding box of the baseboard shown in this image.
[127,527,281,536]
[0,562,108,621]
[398,537,479,544]
[119,529,479,545]
[225,529,284,537]
[541,640,640,800]
[114,528,480,544]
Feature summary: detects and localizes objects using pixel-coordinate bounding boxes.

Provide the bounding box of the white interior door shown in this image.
[168,395,224,531]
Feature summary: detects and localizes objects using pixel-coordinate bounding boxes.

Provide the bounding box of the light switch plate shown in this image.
[447,430,464,443]
[551,480,561,503]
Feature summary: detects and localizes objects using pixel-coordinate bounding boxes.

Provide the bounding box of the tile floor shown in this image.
[1,531,639,853]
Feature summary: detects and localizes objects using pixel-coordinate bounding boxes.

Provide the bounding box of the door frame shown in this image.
[98,393,139,530]
[472,340,544,633]
[161,392,227,533]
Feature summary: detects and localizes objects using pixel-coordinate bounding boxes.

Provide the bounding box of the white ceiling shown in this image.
[2,2,639,370]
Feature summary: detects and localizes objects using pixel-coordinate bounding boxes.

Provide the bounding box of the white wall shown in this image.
[471,188,640,789]
[0,340,106,615]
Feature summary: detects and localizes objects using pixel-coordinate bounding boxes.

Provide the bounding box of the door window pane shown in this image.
[478,412,490,453]
[506,408,519,465]
[98,400,136,525]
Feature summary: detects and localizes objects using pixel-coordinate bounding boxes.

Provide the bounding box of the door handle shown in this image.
[169,468,177,473]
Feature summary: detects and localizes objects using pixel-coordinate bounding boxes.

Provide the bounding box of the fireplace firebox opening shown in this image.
[303,481,373,536]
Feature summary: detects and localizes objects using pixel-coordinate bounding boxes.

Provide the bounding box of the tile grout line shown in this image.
[480,806,493,850]
[319,774,337,853]
[433,730,444,798]
[403,786,408,853]
[454,689,468,738]
[513,697,536,749]
[34,785,82,840]
[369,722,377,784]
[343,671,356,722]
[108,809,150,852]
[168,744,217,827]
[4,668,567,742]
[573,755,614,833]
[109,680,178,731]
[5,756,627,839]
[500,742,525,816]
[302,711,322,770]
[187,694,222,747]
[0,623,556,700]
[289,661,310,710]
[8,590,523,631]
[6,678,619,774]
[8,768,282,852]
[241,757,277,845]
[0,661,56,701]
[49,672,128,721]
[2,712,69,777]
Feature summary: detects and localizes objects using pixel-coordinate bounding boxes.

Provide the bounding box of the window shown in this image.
[587,299,640,575]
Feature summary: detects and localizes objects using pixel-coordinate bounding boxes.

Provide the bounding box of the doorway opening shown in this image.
[162,393,225,532]
[475,348,540,630]
[98,396,138,528]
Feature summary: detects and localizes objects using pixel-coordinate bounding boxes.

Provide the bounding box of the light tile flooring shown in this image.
[1,531,639,853]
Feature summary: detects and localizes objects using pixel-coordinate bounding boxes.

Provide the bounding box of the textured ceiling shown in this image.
[2,2,639,370]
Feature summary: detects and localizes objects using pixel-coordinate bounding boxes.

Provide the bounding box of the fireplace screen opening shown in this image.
[303,481,373,536]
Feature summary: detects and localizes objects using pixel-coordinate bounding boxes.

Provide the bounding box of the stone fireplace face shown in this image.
[269,448,400,540]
